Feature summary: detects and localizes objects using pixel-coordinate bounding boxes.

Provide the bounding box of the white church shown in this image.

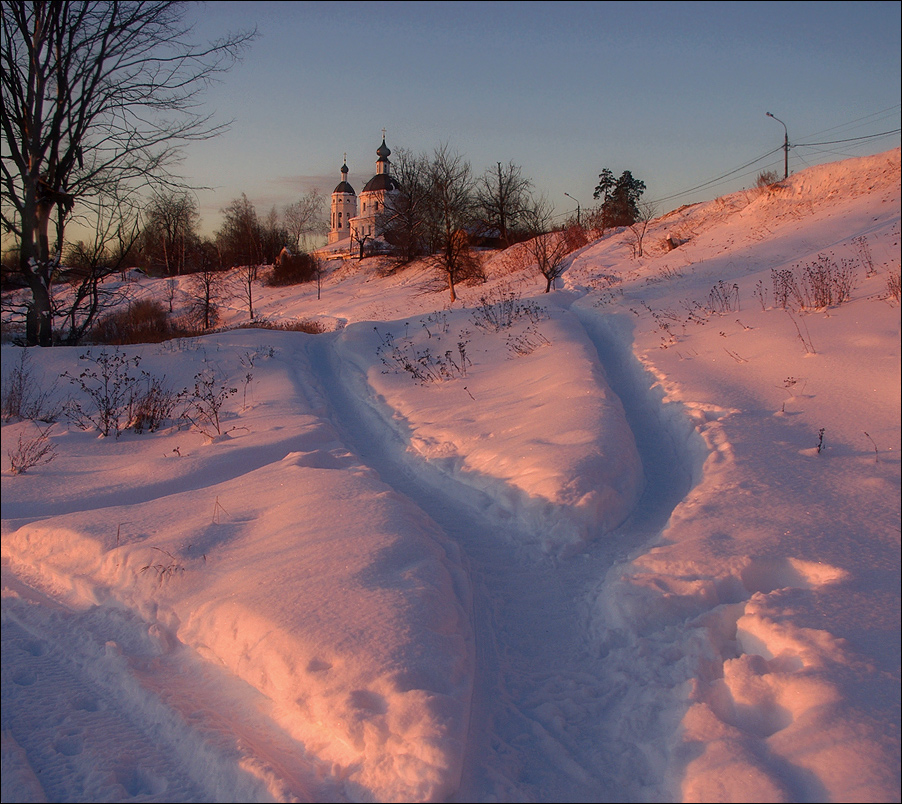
[327,135,401,246]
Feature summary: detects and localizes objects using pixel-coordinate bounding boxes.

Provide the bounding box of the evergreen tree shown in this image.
[593,169,646,228]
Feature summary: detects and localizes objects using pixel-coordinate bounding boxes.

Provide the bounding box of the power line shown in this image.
[648,146,782,206]
[648,112,900,209]
[562,109,900,220]
[794,105,901,141]
[794,128,901,147]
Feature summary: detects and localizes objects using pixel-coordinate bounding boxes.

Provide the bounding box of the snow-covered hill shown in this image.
[2,148,899,803]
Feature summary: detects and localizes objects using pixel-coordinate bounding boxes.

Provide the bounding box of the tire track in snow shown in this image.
[1,562,352,803]
[305,310,693,803]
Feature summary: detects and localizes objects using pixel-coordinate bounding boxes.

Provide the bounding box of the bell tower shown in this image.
[328,156,357,244]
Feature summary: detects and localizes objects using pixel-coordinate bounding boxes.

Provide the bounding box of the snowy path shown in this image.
[2,566,319,803]
[3,549,355,803]
[1,305,695,803]
[304,303,694,802]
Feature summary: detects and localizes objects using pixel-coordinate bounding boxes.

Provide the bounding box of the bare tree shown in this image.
[164,277,178,313]
[0,1,255,345]
[55,195,143,343]
[142,191,199,276]
[233,264,256,322]
[381,148,431,264]
[628,201,656,259]
[312,254,325,300]
[216,194,263,269]
[529,233,570,293]
[260,206,289,265]
[423,144,478,302]
[351,230,373,261]
[522,202,570,293]
[475,161,535,247]
[188,268,223,331]
[283,189,326,252]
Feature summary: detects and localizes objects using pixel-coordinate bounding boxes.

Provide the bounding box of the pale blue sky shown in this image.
[180,1,901,236]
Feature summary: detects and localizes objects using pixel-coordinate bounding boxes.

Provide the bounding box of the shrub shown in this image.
[561,224,589,252]
[800,254,855,308]
[470,287,547,332]
[1,349,61,423]
[128,376,182,433]
[506,326,550,357]
[62,348,145,438]
[7,423,57,474]
[756,170,781,190]
[708,280,740,313]
[771,268,800,310]
[181,369,237,438]
[139,547,186,585]
[853,235,876,277]
[267,250,317,286]
[772,255,855,310]
[375,328,470,385]
[90,298,190,344]
[61,347,188,437]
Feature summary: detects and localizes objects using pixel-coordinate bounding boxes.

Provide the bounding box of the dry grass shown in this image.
[235,318,330,334]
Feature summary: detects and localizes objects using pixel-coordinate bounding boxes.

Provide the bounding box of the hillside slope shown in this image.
[2,148,899,803]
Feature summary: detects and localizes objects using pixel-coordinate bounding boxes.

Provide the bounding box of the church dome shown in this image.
[333,161,355,195]
[362,173,400,193]
[376,139,391,160]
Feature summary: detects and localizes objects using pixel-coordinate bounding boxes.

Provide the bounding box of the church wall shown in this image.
[328,192,356,244]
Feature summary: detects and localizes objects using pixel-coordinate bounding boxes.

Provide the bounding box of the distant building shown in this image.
[327,136,401,246]
[328,159,356,245]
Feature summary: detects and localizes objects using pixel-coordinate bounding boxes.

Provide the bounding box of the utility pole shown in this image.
[564,192,581,227]
[766,112,789,179]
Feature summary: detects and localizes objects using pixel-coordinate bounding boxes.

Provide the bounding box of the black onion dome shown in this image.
[376,139,391,160]
[362,173,400,193]
[333,161,354,194]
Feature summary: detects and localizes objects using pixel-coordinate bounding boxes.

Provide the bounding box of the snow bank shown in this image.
[2,332,475,803]
[581,149,900,803]
[334,301,645,556]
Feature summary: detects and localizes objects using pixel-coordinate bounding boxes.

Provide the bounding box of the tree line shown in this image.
[1,0,648,345]
[369,147,648,299]
[137,188,326,277]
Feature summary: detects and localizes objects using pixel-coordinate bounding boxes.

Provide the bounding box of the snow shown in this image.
[2,148,900,803]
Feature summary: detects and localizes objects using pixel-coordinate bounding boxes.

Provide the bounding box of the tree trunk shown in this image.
[20,191,57,346]
[25,272,54,346]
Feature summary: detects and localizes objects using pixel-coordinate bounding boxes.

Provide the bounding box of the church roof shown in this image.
[333,180,355,195]
[362,173,400,193]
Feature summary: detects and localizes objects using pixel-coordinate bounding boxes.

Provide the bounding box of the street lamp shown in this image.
[766,112,789,180]
[564,192,581,227]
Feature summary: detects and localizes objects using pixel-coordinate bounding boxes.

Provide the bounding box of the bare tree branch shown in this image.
[1,0,256,344]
